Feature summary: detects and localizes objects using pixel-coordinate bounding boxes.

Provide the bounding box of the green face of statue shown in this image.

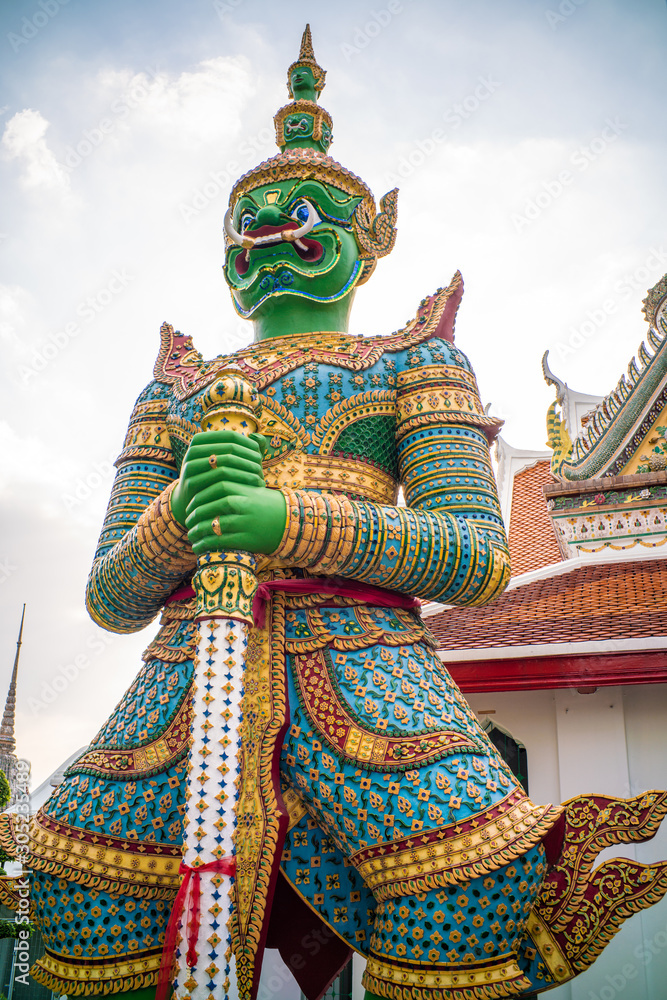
[290,65,317,102]
[223,177,363,326]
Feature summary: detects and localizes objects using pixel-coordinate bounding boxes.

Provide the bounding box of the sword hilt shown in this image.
[200,370,261,436]
[193,370,262,625]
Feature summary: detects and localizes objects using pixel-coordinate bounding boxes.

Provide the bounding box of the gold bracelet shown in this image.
[136,481,196,574]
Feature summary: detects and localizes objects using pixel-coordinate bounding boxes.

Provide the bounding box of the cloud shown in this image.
[1,109,70,192]
[0,421,63,495]
[65,54,256,168]
[0,285,30,348]
[123,56,254,147]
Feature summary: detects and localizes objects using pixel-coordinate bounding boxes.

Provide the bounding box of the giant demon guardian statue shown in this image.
[3,26,667,1000]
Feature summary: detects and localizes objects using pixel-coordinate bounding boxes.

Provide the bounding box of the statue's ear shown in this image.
[352,188,398,261]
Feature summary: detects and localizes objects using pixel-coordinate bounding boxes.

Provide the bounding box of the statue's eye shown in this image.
[291,201,320,226]
[239,213,255,232]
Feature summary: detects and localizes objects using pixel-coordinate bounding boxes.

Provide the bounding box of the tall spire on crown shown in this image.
[275,25,333,154]
[287,24,326,99]
[0,605,24,757]
[298,24,315,60]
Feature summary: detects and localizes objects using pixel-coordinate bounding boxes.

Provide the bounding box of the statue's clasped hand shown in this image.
[171,430,286,555]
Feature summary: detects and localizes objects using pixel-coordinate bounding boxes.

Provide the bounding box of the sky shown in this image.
[1,0,667,787]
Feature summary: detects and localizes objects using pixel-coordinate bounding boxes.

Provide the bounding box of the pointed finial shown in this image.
[287,24,326,100]
[0,605,25,757]
[299,24,315,61]
[542,350,567,406]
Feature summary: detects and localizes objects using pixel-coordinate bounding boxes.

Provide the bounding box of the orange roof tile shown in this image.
[427,559,667,650]
[507,460,562,575]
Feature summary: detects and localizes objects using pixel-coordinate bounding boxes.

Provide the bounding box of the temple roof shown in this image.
[424,557,667,655]
[494,441,562,574]
[425,275,667,690]
[506,459,562,574]
[546,274,667,482]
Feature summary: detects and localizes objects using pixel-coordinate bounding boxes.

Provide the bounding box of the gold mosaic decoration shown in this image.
[350,792,562,900]
[363,952,531,1000]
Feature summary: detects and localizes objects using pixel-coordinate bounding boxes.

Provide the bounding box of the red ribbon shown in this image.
[252,577,420,629]
[157,856,236,1000]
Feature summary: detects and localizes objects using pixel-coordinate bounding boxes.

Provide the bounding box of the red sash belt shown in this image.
[166,577,420,628]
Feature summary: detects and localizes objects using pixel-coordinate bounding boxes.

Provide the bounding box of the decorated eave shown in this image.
[549,273,667,482]
[541,274,667,561]
[544,468,667,561]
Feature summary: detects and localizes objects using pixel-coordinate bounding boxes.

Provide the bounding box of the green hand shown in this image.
[171,430,286,555]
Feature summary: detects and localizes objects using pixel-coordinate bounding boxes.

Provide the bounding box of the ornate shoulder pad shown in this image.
[372,271,464,353]
[153,321,216,399]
